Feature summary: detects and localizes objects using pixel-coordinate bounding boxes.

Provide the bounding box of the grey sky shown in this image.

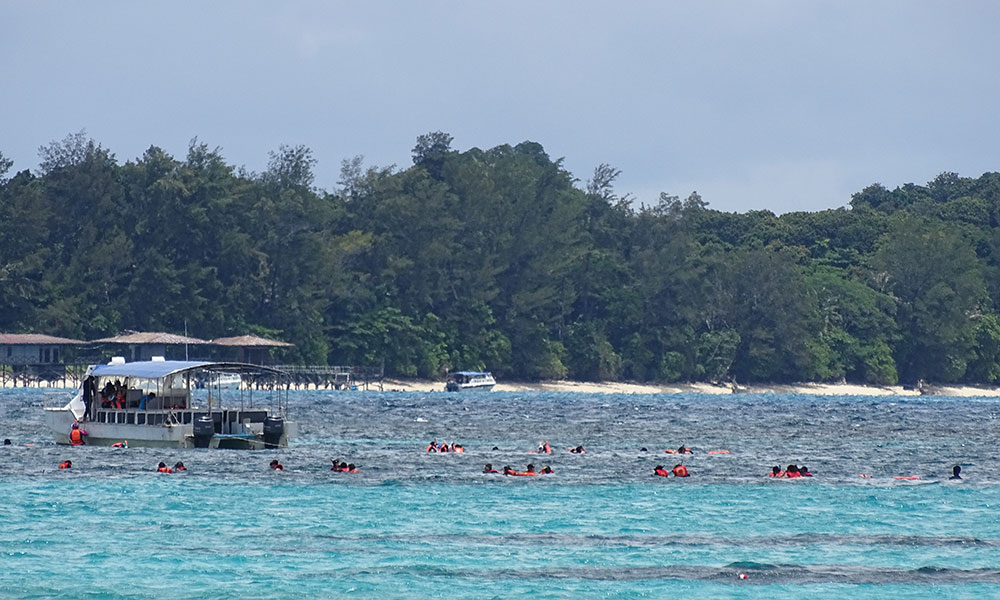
[3,1,998,213]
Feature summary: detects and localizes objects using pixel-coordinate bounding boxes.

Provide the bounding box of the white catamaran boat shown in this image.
[445,371,496,392]
[45,359,295,449]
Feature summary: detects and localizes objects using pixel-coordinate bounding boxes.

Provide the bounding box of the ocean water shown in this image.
[2,389,1000,599]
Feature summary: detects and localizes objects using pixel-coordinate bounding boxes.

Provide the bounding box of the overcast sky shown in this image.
[3,1,999,213]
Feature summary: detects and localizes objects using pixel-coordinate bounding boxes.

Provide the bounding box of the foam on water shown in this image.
[2,388,999,598]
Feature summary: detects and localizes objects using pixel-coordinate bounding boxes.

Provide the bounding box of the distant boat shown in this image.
[445,371,496,392]
[44,360,294,449]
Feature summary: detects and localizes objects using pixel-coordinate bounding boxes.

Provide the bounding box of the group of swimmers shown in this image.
[426,440,465,453]
[157,461,186,473]
[654,464,690,477]
[769,464,813,478]
[483,463,553,476]
[330,459,359,473]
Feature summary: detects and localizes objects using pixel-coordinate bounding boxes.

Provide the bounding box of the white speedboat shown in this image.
[44,360,295,449]
[445,371,496,392]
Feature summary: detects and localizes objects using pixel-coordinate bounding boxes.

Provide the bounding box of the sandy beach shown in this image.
[381,378,1000,397]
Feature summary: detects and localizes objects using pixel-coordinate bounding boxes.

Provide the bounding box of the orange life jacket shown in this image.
[70,429,84,445]
[158,467,172,473]
[654,469,669,477]
[672,465,689,477]
[58,461,71,469]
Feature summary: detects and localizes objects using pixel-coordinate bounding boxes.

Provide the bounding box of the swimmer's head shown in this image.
[158,462,166,468]
[772,466,781,475]
[953,465,961,476]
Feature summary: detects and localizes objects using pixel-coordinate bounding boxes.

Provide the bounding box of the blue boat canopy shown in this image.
[90,360,284,380]
[452,371,491,376]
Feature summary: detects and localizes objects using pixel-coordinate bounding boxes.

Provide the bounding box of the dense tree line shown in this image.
[2,132,999,384]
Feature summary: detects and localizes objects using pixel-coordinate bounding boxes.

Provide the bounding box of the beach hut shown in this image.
[91,331,211,362]
[210,335,295,365]
[0,333,86,365]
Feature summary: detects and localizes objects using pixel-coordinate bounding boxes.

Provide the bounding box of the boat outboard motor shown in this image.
[263,416,284,449]
[193,415,215,448]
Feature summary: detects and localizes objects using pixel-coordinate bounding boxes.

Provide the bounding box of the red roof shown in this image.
[0,333,86,345]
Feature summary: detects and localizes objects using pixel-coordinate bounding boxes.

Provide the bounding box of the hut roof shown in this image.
[91,332,210,345]
[210,335,295,348]
[0,333,86,345]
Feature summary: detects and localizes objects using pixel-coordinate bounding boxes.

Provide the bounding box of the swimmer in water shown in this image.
[483,463,498,473]
[672,464,690,477]
[769,466,783,477]
[677,445,693,454]
[331,459,342,471]
[426,440,437,453]
[568,445,586,454]
[949,465,962,480]
[523,464,538,476]
[58,460,71,469]
[502,465,515,476]
[269,459,284,471]
[799,465,812,477]
[157,462,172,473]
[3,439,11,445]
[540,465,553,474]
[173,461,186,471]
[654,465,669,477]
[537,441,551,454]
[784,464,800,478]
[346,463,358,473]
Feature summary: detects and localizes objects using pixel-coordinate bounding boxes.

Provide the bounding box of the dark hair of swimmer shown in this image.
[540,465,553,474]
[483,463,493,473]
[950,465,962,479]
[174,461,185,470]
[786,464,798,473]
[772,466,781,475]
[492,446,499,451]
[526,464,535,472]
[158,462,166,468]
[640,447,648,452]
[347,463,356,470]
[799,465,810,475]
[3,439,11,445]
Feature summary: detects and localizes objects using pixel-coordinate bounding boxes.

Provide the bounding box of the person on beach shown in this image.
[174,461,186,471]
[672,464,690,477]
[157,462,173,473]
[69,421,87,446]
[58,460,71,469]
[269,459,284,471]
[949,465,962,480]
[654,465,670,477]
[483,463,498,473]
[568,445,586,454]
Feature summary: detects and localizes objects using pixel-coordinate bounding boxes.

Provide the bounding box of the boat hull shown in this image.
[45,408,294,449]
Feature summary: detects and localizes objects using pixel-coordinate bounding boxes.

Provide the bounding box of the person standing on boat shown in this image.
[69,421,87,446]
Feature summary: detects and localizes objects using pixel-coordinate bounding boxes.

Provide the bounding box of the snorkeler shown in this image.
[654,465,669,477]
[269,459,284,471]
[568,445,586,454]
[157,462,173,473]
[537,441,551,454]
[949,465,962,480]
[672,464,690,477]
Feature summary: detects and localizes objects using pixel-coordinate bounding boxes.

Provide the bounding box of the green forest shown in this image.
[2,131,1000,385]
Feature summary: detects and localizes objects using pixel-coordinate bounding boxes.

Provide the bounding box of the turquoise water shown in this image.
[3,389,1000,598]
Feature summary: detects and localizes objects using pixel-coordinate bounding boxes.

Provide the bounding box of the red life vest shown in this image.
[58,461,71,469]
[158,467,173,473]
[786,472,801,478]
[672,465,690,477]
[70,429,84,445]
[654,468,669,477]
